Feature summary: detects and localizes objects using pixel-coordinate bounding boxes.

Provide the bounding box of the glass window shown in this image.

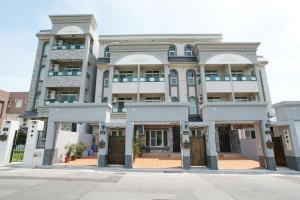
[185,45,193,56]
[15,99,23,108]
[189,97,197,114]
[146,130,168,147]
[104,47,110,57]
[208,96,221,102]
[168,45,176,57]
[145,97,161,102]
[187,70,195,85]
[103,71,109,87]
[39,66,45,81]
[43,42,49,56]
[170,70,178,85]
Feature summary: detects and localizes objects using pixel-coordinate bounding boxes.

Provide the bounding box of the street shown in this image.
[0,167,300,200]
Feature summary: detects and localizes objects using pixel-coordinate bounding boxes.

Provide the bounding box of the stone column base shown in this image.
[43,149,56,165]
[286,156,300,171]
[266,157,277,170]
[182,156,190,170]
[207,156,218,170]
[125,155,133,168]
[98,155,107,167]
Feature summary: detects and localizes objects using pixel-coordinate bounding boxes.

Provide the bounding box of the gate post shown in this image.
[43,120,57,165]
[181,120,190,170]
[256,120,276,170]
[206,121,218,170]
[0,120,19,166]
[98,121,108,167]
[125,121,134,168]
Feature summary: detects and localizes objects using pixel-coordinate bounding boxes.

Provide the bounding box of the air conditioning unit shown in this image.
[57,40,63,45]
[112,97,118,103]
[114,69,119,75]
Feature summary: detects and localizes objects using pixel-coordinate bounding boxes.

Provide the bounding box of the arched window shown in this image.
[104,47,110,57]
[169,69,178,85]
[43,42,49,56]
[168,45,177,57]
[189,97,197,114]
[186,69,195,85]
[103,70,109,87]
[184,45,193,56]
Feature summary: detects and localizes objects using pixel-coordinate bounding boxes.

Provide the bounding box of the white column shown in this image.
[107,65,114,103]
[228,64,235,102]
[79,35,91,103]
[200,64,207,103]
[125,121,134,168]
[164,65,170,102]
[206,121,218,169]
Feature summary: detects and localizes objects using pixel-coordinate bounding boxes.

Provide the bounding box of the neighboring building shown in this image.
[0,91,28,129]
[6,92,28,128]
[21,14,299,171]
[0,90,9,129]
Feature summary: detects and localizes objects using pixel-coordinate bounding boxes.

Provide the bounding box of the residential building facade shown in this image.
[20,14,299,171]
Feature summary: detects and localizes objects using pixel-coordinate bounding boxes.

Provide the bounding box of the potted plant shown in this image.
[70,144,77,161]
[65,144,75,163]
[75,143,88,159]
[132,135,141,158]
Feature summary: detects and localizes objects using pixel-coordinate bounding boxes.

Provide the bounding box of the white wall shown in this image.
[55,123,93,163]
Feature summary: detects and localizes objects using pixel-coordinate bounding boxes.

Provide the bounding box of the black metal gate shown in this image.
[10,130,26,162]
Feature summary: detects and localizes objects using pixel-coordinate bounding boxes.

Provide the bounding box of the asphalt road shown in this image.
[0,167,300,200]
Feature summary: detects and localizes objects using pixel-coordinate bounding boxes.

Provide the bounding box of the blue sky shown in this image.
[0,0,299,103]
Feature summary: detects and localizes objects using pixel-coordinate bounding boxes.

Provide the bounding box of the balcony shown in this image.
[52,44,85,50]
[205,75,230,81]
[48,70,82,76]
[45,97,78,105]
[231,75,257,81]
[168,56,197,63]
[112,106,126,113]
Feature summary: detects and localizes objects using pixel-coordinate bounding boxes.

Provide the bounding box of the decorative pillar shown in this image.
[199,64,207,104]
[164,65,170,102]
[258,120,277,170]
[181,120,190,170]
[206,121,218,170]
[228,64,235,102]
[98,121,108,167]
[125,121,134,168]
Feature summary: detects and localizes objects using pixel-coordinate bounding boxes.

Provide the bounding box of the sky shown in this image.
[0,0,299,104]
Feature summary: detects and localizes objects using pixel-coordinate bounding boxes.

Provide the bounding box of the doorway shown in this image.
[272,136,286,166]
[218,127,231,152]
[172,127,181,153]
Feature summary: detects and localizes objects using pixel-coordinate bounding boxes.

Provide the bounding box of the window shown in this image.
[231,70,244,80]
[110,129,124,136]
[189,97,197,114]
[235,96,248,102]
[15,99,23,108]
[169,69,178,85]
[171,96,179,102]
[168,45,176,57]
[36,122,47,149]
[104,47,110,57]
[145,97,161,102]
[187,70,195,85]
[60,123,77,132]
[35,93,41,107]
[103,70,109,87]
[43,42,49,56]
[39,65,45,81]
[184,45,193,56]
[145,130,168,147]
[208,96,221,102]
[244,130,256,139]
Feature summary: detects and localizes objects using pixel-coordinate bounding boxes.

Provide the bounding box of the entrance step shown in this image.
[140,153,181,159]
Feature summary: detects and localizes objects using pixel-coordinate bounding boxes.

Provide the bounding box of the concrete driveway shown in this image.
[0,167,300,200]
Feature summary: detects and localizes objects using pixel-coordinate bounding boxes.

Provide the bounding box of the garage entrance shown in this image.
[216,124,262,169]
[108,135,125,165]
[190,129,206,166]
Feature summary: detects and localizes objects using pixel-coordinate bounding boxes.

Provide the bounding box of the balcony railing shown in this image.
[112,106,126,113]
[205,75,230,81]
[52,44,85,50]
[231,75,257,81]
[45,97,79,105]
[205,75,256,81]
[113,75,165,82]
[48,70,82,76]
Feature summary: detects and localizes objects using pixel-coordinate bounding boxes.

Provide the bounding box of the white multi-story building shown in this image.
[21,14,300,171]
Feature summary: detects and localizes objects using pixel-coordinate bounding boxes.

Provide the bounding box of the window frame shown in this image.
[145,130,168,147]
[184,45,193,56]
[168,45,177,57]
[104,47,110,57]
[169,69,178,86]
